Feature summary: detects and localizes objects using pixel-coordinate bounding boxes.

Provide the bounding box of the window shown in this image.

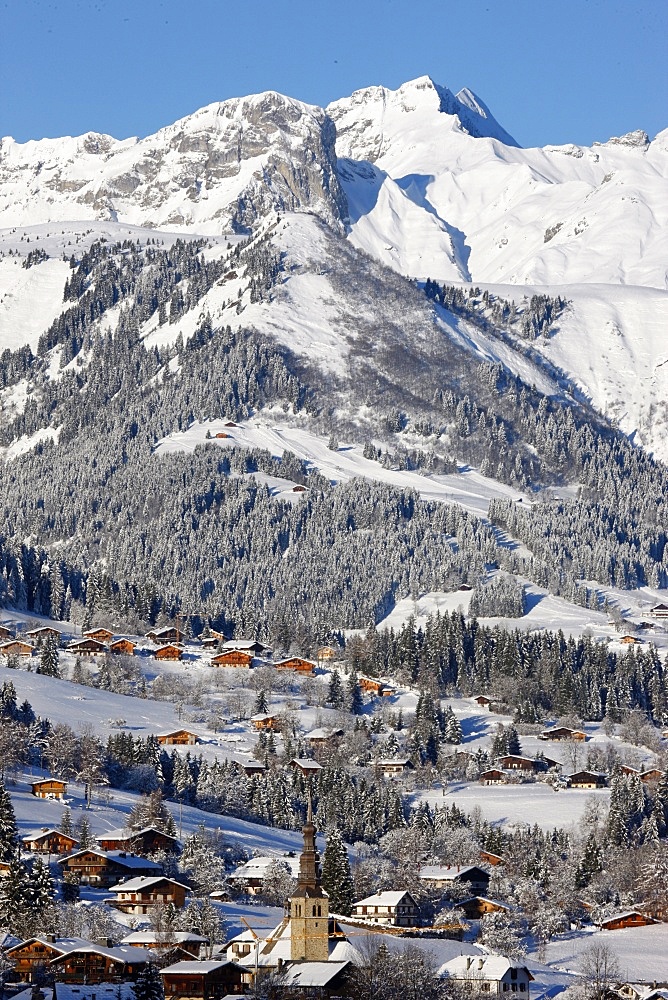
[511,970,517,981]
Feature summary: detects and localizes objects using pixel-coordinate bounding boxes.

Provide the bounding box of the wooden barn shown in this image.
[274,656,316,673]
[83,627,115,643]
[539,726,587,742]
[480,849,505,866]
[251,713,281,731]
[210,649,253,668]
[0,639,34,657]
[474,695,491,708]
[0,624,14,639]
[68,637,108,656]
[459,896,511,919]
[96,825,180,855]
[641,768,665,784]
[290,758,323,777]
[109,638,136,655]
[598,910,659,931]
[31,778,67,800]
[160,959,245,1000]
[107,875,189,914]
[156,729,198,746]
[154,643,183,661]
[22,828,79,854]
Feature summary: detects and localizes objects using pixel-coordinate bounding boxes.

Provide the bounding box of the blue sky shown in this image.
[1,0,666,148]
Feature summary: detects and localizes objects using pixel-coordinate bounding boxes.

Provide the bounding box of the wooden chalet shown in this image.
[241,761,267,777]
[316,645,337,661]
[83,627,115,643]
[155,643,183,661]
[650,603,668,618]
[568,770,607,789]
[31,778,67,800]
[0,639,34,656]
[25,626,61,641]
[539,726,587,742]
[458,583,473,591]
[274,656,316,673]
[0,624,14,639]
[641,768,665,784]
[292,484,307,492]
[474,695,492,708]
[200,636,220,649]
[281,961,352,996]
[222,639,270,656]
[160,959,245,999]
[358,676,394,696]
[479,768,508,785]
[214,431,230,438]
[96,825,180,855]
[147,626,184,644]
[620,764,641,776]
[289,758,323,777]
[479,849,505,866]
[68,637,107,656]
[6,937,92,981]
[107,875,189,914]
[49,943,151,983]
[418,865,491,894]
[598,910,659,931]
[251,713,280,731]
[352,890,420,927]
[22,828,79,855]
[157,729,198,746]
[0,860,10,877]
[459,896,511,919]
[620,634,641,644]
[210,649,253,668]
[378,758,414,776]
[58,849,162,888]
[109,638,136,655]
[496,755,549,773]
[121,931,207,958]
[306,727,344,745]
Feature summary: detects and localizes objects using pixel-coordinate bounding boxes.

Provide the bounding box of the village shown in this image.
[0,602,667,1000]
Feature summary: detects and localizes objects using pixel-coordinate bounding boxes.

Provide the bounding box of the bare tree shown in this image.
[579,942,621,1000]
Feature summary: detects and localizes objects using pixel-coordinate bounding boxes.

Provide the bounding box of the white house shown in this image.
[440,955,534,995]
[351,890,420,927]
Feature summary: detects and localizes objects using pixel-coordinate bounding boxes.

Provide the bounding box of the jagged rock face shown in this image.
[0,91,347,233]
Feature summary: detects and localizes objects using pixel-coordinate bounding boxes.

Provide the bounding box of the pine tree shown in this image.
[327,670,344,709]
[38,635,60,678]
[0,780,18,862]
[134,960,164,1000]
[254,690,269,715]
[347,670,363,715]
[321,829,354,916]
[444,710,463,745]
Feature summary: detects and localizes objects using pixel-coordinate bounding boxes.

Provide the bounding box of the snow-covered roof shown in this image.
[306,727,344,740]
[290,757,323,770]
[97,825,177,841]
[7,937,91,956]
[122,931,207,944]
[440,955,533,980]
[418,865,486,881]
[230,855,299,880]
[14,986,136,1000]
[160,960,238,974]
[282,961,350,986]
[222,639,266,650]
[58,849,162,869]
[50,944,150,964]
[354,890,413,907]
[22,828,76,841]
[108,875,188,892]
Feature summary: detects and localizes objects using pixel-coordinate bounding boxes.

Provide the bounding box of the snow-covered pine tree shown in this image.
[134,960,164,1000]
[0,780,18,861]
[321,829,354,915]
[38,635,60,678]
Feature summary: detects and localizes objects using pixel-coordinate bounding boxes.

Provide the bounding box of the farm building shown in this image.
[378,758,414,777]
[156,729,198,746]
[251,713,281,731]
[640,768,665,784]
[458,897,511,919]
[25,626,61,641]
[109,638,136,655]
[221,638,270,656]
[418,865,491,894]
[154,643,183,661]
[31,778,67,800]
[147,626,184,644]
[474,695,491,708]
[290,758,324,777]
[211,649,253,667]
[274,656,316,673]
[598,910,659,931]
[479,768,508,785]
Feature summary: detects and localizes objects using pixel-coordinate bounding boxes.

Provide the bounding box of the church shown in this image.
[225,791,359,977]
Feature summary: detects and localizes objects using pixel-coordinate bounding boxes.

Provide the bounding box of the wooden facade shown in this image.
[0,639,34,656]
[640,768,665,784]
[58,849,162,888]
[599,910,659,931]
[160,960,245,999]
[22,828,79,854]
[31,778,67,799]
[459,896,510,919]
[109,638,136,655]
[148,626,184,644]
[274,656,315,673]
[97,826,180,855]
[251,713,280,731]
[539,726,587,742]
[0,624,14,639]
[210,649,253,667]
[26,626,61,641]
[157,729,198,746]
[108,876,188,914]
[155,644,183,661]
[6,937,74,981]
[568,771,607,789]
[49,945,150,983]
[479,768,508,785]
[84,627,115,643]
[69,637,108,656]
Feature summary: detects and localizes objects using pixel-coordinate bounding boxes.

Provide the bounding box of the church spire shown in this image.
[297,780,320,891]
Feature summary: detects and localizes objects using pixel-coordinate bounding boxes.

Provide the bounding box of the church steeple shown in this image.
[290,781,329,961]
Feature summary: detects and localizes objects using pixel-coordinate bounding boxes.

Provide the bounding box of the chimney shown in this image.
[46,934,57,943]
[466,958,473,971]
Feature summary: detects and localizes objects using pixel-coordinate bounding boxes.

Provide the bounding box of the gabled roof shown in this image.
[306,727,344,740]
[58,849,162,869]
[49,944,150,964]
[108,875,189,893]
[439,955,534,980]
[418,865,489,881]
[160,960,242,974]
[282,961,350,987]
[97,825,178,842]
[22,828,78,843]
[354,890,415,907]
[122,931,207,945]
[7,937,91,956]
[31,778,67,787]
[289,758,323,771]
